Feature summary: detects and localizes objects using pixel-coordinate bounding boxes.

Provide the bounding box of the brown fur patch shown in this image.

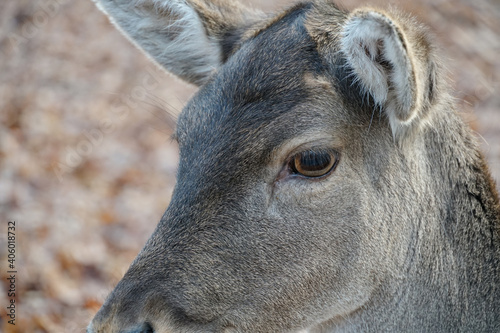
[243,2,309,41]
[304,0,346,50]
[188,0,255,38]
[303,72,334,91]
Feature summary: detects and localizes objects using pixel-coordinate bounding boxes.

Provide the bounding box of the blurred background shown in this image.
[0,0,499,331]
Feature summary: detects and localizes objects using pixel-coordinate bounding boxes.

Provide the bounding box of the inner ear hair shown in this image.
[340,8,434,141]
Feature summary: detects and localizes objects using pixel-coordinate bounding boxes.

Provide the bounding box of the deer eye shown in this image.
[291,149,338,178]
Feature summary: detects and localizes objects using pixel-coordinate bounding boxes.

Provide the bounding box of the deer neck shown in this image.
[321,107,500,333]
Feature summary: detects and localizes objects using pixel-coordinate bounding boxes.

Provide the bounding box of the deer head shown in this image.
[88,1,500,332]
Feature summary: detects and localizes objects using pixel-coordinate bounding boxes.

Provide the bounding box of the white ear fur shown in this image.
[340,10,422,139]
[94,0,222,86]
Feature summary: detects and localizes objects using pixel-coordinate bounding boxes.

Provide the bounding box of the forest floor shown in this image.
[0,0,499,332]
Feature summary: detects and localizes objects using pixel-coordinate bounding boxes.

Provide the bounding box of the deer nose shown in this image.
[87,320,154,333]
[128,323,154,333]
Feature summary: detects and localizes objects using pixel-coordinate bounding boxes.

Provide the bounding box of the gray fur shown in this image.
[88,1,500,332]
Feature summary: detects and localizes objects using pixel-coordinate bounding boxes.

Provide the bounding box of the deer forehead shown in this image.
[175,5,351,170]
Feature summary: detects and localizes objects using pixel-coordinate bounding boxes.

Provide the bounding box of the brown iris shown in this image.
[291,149,337,178]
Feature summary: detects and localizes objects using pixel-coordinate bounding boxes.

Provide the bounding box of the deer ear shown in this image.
[340,9,436,140]
[94,0,263,86]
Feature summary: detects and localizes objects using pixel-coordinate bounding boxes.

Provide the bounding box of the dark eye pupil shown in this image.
[299,151,331,172]
[292,150,337,177]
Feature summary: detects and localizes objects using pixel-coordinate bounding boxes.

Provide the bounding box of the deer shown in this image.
[87,0,500,332]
